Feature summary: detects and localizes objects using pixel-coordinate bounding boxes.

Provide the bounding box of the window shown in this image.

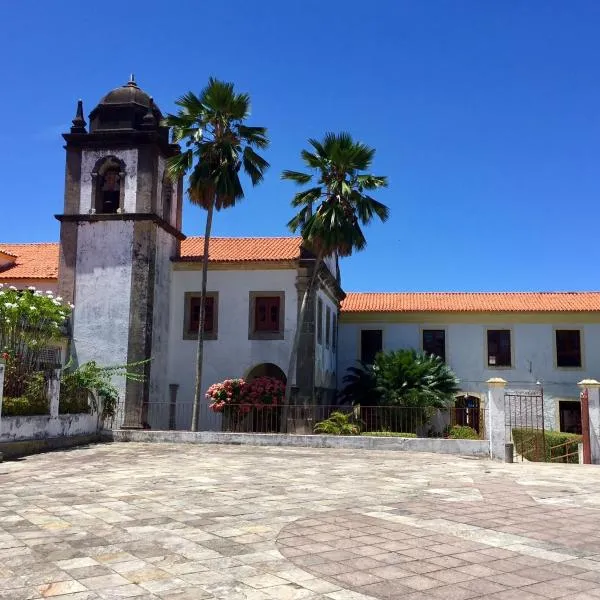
[556,330,582,367]
[249,292,285,340]
[183,292,218,340]
[487,330,511,367]
[93,156,124,214]
[332,313,337,350]
[255,296,280,331]
[325,307,331,348]
[423,329,445,361]
[317,299,323,345]
[361,329,382,364]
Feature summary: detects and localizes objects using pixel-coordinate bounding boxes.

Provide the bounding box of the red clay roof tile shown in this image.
[179,236,302,262]
[0,243,59,280]
[341,292,600,313]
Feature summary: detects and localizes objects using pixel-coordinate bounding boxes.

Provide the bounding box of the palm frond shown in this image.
[281,170,312,185]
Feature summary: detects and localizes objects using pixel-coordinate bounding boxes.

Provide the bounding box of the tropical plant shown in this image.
[313,411,360,435]
[337,361,378,405]
[163,78,269,431]
[373,350,459,408]
[0,285,71,398]
[339,350,460,433]
[60,360,146,419]
[281,132,389,424]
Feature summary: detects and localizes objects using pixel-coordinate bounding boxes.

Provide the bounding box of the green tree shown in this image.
[340,350,460,433]
[281,132,389,421]
[163,78,269,431]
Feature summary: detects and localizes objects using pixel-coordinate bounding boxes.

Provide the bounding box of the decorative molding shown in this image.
[54,213,186,241]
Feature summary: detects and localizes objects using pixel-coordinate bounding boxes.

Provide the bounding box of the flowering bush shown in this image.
[206,376,285,414]
[0,285,72,397]
[206,378,246,413]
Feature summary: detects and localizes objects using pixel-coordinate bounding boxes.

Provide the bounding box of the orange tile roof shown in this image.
[179,236,302,262]
[342,292,600,313]
[0,243,59,280]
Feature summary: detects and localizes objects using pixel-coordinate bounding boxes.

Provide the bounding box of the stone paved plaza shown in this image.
[2,443,600,599]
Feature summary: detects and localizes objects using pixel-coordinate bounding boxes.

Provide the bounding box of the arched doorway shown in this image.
[245,363,287,383]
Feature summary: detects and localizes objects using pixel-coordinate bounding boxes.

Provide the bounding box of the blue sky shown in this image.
[1,1,599,292]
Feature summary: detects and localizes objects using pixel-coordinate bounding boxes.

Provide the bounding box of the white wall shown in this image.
[72,221,133,410]
[149,227,176,408]
[315,289,337,390]
[0,279,58,294]
[338,319,600,427]
[80,149,138,213]
[166,267,298,428]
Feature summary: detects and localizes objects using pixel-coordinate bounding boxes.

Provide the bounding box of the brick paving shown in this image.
[1,443,600,599]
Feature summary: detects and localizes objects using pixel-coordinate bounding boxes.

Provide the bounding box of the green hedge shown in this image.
[361,432,417,438]
[2,396,50,417]
[512,428,581,463]
[448,425,479,440]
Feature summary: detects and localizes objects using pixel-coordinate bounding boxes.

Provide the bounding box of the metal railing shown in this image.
[117,402,486,439]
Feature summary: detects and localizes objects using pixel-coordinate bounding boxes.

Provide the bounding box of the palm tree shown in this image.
[281,132,389,425]
[163,78,269,431]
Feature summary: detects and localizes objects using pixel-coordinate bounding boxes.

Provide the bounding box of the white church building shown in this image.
[2,79,600,433]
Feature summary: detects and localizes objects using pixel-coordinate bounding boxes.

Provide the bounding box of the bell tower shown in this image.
[57,77,184,428]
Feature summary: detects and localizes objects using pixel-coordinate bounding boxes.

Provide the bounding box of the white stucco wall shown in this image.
[72,221,134,407]
[0,279,58,293]
[166,267,298,429]
[315,289,338,390]
[79,149,138,213]
[149,227,176,410]
[338,318,600,429]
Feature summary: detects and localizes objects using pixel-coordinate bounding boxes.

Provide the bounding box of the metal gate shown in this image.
[504,390,546,462]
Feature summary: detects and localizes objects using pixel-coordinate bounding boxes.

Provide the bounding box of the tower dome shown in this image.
[88,76,166,137]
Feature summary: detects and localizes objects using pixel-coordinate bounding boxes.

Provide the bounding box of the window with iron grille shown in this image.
[332,313,337,350]
[325,307,331,348]
[556,329,582,367]
[487,329,511,367]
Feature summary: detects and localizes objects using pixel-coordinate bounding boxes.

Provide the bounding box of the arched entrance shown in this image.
[245,363,287,383]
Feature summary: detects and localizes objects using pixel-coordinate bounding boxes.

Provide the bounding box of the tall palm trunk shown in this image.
[281,252,323,433]
[191,199,215,431]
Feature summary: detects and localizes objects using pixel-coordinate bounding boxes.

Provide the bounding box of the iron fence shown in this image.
[109,402,486,439]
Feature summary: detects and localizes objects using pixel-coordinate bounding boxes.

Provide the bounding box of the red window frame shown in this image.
[254,296,280,332]
[189,296,214,334]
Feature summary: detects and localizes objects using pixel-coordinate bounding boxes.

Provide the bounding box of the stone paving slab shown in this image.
[1,443,600,599]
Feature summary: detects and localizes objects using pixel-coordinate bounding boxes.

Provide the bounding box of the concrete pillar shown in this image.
[487,378,507,461]
[48,369,61,419]
[578,379,600,465]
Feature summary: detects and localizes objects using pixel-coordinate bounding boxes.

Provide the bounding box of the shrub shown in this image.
[448,425,479,440]
[2,395,49,417]
[206,377,284,413]
[314,411,360,435]
[361,431,417,438]
[339,351,460,433]
[0,285,71,398]
[512,428,581,463]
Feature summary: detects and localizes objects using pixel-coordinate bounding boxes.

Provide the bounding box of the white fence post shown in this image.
[578,379,600,465]
[48,369,61,419]
[487,377,507,461]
